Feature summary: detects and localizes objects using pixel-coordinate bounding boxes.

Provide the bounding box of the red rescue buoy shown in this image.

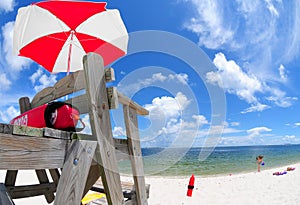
[187,174,195,197]
[10,102,81,131]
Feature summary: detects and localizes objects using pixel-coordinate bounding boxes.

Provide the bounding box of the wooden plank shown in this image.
[123,105,148,205]
[0,183,15,205]
[1,124,70,140]
[0,123,13,134]
[107,87,119,109]
[44,127,71,140]
[31,71,86,108]
[0,133,70,170]
[54,140,97,205]
[72,133,130,161]
[118,92,148,116]
[105,67,115,82]
[62,91,149,116]
[83,53,125,205]
[82,164,102,198]
[31,68,115,109]
[19,97,31,113]
[4,171,18,187]
[35,170,55,203]
[31,87,55,107]
[6,183,56,199]
[49,169,60,186]
[13,125,43,137]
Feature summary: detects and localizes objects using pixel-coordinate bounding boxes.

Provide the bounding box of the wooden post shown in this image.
[83,53,125,205]
[123,105,148,205]
[54,140,97,205]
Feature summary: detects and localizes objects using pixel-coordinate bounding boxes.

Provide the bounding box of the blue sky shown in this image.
[1,0,300,147]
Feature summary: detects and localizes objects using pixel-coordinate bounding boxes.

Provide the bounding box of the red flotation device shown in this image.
[187,174,195,197]
[10,102,81,132]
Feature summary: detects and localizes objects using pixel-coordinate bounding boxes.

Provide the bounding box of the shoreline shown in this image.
[124,160,300,178]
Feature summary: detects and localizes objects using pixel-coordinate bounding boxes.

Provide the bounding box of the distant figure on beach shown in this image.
[256,155,264,172]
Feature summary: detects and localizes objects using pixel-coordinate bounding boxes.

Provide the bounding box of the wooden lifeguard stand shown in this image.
[0,53,149,205]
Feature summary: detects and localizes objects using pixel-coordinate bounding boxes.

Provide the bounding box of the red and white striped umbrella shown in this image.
[13,1,128,73]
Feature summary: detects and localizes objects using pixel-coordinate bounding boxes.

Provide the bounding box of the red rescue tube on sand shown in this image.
[10,102,80,131]
[187,174,195,197]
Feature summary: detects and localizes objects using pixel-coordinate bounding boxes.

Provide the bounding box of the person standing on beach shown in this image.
[256,155,264,172]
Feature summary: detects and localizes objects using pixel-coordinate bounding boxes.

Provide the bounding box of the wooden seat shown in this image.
[0,53,149,205]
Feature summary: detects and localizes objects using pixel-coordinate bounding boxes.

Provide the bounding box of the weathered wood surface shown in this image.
[6,183,56,199]
[1,123,71,140]
[83,53,125,205]
[0,132,70,170]
[30,68,114,109]
[54,140,97,205]
[0,123,13,134]
[107,87,119,109]
[0,127,130,170]
[82,164,102,198]
[43,127,70,140]
[19,97,31,113]
[124,105,148,205]
[4,170,18,187]
[31,71,85,108]
[28,66,147,115]
[15,96,57,203]
[49,169,60,186]
[72,133,130,162]
[64,90,148,115]
[4,97,27,198]
[105,67,115,82]
[35,169,55,203]
[0,183,15,205]
[118,92,149,116]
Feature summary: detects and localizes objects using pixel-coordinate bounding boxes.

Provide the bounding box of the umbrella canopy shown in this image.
[13,1,128,73]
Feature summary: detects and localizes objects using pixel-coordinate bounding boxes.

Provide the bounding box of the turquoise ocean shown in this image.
[118,144,300,176]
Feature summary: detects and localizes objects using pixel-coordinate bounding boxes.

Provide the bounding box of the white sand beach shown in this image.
[1,163,300,205]
[146,163,300,205]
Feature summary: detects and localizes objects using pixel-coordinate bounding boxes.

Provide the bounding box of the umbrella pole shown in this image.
[65,31,75,100]
[67,31,75,76]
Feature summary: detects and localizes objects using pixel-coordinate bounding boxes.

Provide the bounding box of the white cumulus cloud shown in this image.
[2,21,32,76]
[207,52,296,113]
[113,126,126,138]
[183,0,300,82]
[30,68,57,93]
[0,106,19,123]
[119,72,189,95]
[207,52,262,104]
[0,73,11,90]
[0,0,15,12]
[247,126,272,138]
[144,92,191,119]
[184,0,234,49]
